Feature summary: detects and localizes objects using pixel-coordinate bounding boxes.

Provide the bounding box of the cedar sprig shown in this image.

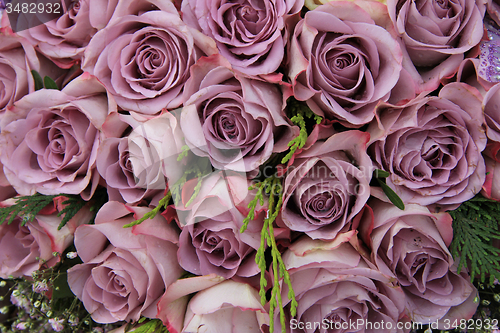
[0,193,58,226]
[449,195,500,285]
[281,98,322,165]
[249,176,298,333]
[56,196,87,230]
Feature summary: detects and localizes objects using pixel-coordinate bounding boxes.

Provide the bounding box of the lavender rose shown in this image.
[83,0,216,114]
[388,0,485,91]
[488,0,500,26]
[289,1,402,127]
[483,83,500,143]
[0,33,63,112]
[17,0,96,67]
[182,0,303,75]
[177,171,261,278]
[67,201,183,323]
[0,196,91,279]
[181,55,297,172]
[97,111,185,203]
[368,82,486,209]
[0,73,114,199]
[282,130,373,240]
[359,200,478,324]
[482,143,500,201]
[274,232,406,333]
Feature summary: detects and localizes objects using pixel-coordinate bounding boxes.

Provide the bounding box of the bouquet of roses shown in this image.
[0,0,500,331]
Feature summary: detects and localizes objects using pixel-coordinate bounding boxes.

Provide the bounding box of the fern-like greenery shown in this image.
[125,319,169,333]
[449,195,500,285]
[0,193,58,226]
[241,176,298,333]
[281,98,322,165]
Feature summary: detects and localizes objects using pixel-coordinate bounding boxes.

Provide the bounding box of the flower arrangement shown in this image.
[0,0,500,332]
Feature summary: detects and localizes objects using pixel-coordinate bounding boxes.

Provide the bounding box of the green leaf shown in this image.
[127,320,169,333]
[31,70,44,91]
[43,76,59,90]
[376,179,404,210]
[374,169,390,178]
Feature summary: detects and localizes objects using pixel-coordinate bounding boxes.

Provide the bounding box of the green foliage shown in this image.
[176,145,190,161]
[31,70,43,91]
[31,70,59,90]
[449,195,500,285]
[43,76,58,90]
[124,156,213,228]
[372,170,405,210]
[123,191,172,228]
[55,196,87,231]
[0,193,58,226]
[125,319,169,333]
[242,177,297,333]
[281,98,322,165]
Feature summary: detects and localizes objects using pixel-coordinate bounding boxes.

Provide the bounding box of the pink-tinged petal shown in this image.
[157,274,225,333]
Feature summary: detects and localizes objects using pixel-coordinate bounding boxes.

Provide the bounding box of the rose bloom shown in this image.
[83,0,216,115]
[482,143,500,201]
[17,0,96,67]
[182,0,303,75]
[488,0,500,26]
[0,73,114,200]
[281,130,372,240]
[181,55,297,172]
[368,82,486,210]
[289,1,402,127]
[0,33,63,112]
[274,231,406,333]
[387,0,485,91]
[0,196,92,279]
[97,111,185,204]
[176,170,261,278]
[359,200,478,324]
[483,83,500,143]
[67,201,183,323]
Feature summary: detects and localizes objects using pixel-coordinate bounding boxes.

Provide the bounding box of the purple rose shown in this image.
[182,0,303,75]
[483,83,500,143]
[67,201,183,323]
[289,1,403,127]
[0,73,115,199]
[0,196,92,279]
[17,0,96,68]
[274,232,406,333]
[281,130,373,240]
[176,171,261,278]
[83,0,216,114]
[368,82,486,209]
[482,143,500,201]
[97,111,185,204]
[388,0,485,91]
[0,33,63,112]
[359,200,478,325]
[488,0,500,26]
[181,55,297,172]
